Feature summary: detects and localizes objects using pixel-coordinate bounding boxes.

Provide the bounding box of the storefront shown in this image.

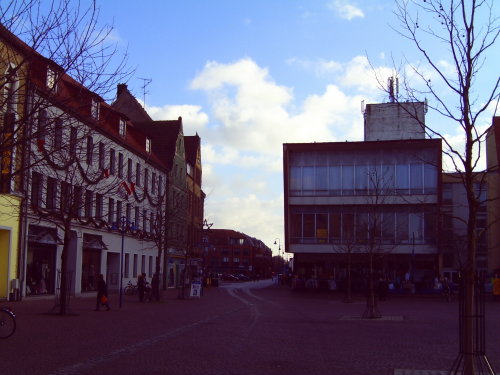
[166,253,186,288]
[26,225,59,296]
[81,234,106,292]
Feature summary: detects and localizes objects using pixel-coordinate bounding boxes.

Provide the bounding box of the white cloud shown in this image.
[190,58,371,163]
[328,0,365,20]
[181,57,379,245]
[286,57,342,77]
[146,104,209,134]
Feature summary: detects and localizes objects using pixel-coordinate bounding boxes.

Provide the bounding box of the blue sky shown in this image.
[94,0,499,255]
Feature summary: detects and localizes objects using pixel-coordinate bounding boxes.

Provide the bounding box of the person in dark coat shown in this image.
[96,274,110,311]
[138,273,145,302]
[151,272,160,302]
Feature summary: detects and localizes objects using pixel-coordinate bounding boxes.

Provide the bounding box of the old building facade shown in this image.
[0,24,205,301]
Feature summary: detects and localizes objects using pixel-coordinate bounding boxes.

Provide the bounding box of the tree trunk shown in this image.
[363,253,381,319]
[58,221,71,315]
[344,251,353,303]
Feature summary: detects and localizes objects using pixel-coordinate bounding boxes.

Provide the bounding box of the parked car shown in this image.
[221,274,239,281]
[235,274,250,281]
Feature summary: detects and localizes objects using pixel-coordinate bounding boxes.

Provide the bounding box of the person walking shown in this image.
[96,274,110,311]
[138,273,145,302]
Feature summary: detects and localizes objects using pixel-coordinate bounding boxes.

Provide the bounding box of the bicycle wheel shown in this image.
[0,309,16,339]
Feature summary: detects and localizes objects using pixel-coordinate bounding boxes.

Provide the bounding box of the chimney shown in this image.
[117,83,128,98]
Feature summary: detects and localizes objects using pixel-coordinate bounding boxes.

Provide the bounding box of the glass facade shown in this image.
[289,206,437,245]
[289,150,438,197]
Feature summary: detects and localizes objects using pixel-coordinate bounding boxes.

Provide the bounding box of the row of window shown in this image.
[37,110,162,194]
[212,257,250,264]
[217,249,251,256]
[123,253,156,279]
[30,172,186,238]
[289,163,438,196]
[289,206,437,245]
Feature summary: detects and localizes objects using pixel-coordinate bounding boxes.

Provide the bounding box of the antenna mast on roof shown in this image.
[138,77,152,107]
[388,76,398,103]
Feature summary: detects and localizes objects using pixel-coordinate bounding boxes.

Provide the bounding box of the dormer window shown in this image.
[119,119,126,138]
[145,137,152,153]
[46,67,57,91]
[91,98,100,120]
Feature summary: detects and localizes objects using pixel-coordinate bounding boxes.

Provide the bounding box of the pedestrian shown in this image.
[138,273,145,302]
[378,275,388,301]
[96,274,110,311]
[151,272,160,302]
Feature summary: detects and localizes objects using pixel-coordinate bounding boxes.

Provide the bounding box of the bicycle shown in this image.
[124,281,137,296]
[0,307,16,339]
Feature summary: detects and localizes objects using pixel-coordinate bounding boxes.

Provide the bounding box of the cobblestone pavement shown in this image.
[1,280,499,375]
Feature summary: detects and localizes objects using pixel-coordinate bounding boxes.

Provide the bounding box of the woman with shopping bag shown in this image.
[95,274,111,311]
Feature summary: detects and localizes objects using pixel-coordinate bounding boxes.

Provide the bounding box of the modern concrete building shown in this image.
[486,116,500,274]
[283,101,442,290]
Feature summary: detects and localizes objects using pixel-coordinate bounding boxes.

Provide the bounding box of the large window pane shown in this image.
[424,164,437,194]
[290,167,301,195]
[329,212,341,241]
[316,167,328,194]
[368,165,382,193]
[382,212,395,243]
[329,166,341,195]
[303,167,314,193]
[409,212,423,243]
[410,163,423,194]
[355,165,368,194]
[396,164,409,194]
[342,212,354,241]
[424,210,437,244]
[316,213,328,243]
[303,214,315,238]
[291,213,302,242]
[381,164,395,193]
[342,165,354,195]
[356,212,368,243]
[396,210,409,242]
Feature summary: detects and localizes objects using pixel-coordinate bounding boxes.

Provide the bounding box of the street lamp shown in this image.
[273,238,281,252]
[111,216,137,308]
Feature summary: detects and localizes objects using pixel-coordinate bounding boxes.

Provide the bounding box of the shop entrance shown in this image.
[26,244,56,295]
[81,249,101,292]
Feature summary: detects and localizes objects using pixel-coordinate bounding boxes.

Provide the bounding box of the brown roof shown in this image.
[184,134,200,165]
[0,23,166,170]
[112,83,152,122]
[133,119,183,171]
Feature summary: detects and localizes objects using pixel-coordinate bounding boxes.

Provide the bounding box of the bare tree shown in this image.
[29,114,121,314]
[0,0,133,186]
[1,0,133,315]
[354,168,404,318]
[1,0,132,100]
[379,1,499,373]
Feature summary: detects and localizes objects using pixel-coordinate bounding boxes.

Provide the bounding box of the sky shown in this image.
[92,0,499,255]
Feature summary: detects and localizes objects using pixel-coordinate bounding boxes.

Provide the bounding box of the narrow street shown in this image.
[2,281,500,375]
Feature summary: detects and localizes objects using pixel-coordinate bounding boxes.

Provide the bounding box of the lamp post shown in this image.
[112,216,136,309]
[274,238,282,279]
